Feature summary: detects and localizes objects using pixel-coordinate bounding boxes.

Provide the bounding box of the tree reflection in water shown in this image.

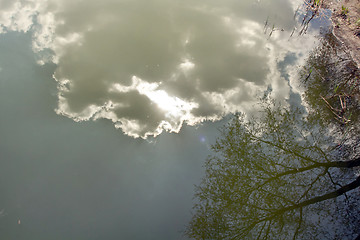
[301,32,360,132]
[186,99,360,239]
[185,7,360,239]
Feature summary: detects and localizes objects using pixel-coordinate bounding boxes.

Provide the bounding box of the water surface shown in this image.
[0,0,325,239]
[1,0,321,138]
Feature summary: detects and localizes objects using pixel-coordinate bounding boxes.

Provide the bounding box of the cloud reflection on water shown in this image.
[0,0,318,138]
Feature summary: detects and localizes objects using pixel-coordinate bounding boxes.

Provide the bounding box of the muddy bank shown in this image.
[327,0,360,67]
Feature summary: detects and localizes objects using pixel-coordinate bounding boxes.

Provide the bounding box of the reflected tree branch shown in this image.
[186,100,360,239]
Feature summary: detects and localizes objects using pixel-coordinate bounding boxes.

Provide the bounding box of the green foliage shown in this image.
[341,5,349,16]
[186,100,360,240]
[313,0,320,7]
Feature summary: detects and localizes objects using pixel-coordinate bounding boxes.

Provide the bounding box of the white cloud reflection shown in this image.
[0,0,319,138]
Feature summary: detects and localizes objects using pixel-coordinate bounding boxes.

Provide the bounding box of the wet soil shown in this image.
[327,0,360,67]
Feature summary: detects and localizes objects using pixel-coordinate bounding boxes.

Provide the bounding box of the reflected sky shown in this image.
[0,0,325,239]
[0,31,222,239]
[0,0,319,138]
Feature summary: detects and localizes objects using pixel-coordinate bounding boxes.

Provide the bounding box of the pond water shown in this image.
[0,0,328,239]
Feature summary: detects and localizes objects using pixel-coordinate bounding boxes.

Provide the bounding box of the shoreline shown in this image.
[328,0,360,68]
